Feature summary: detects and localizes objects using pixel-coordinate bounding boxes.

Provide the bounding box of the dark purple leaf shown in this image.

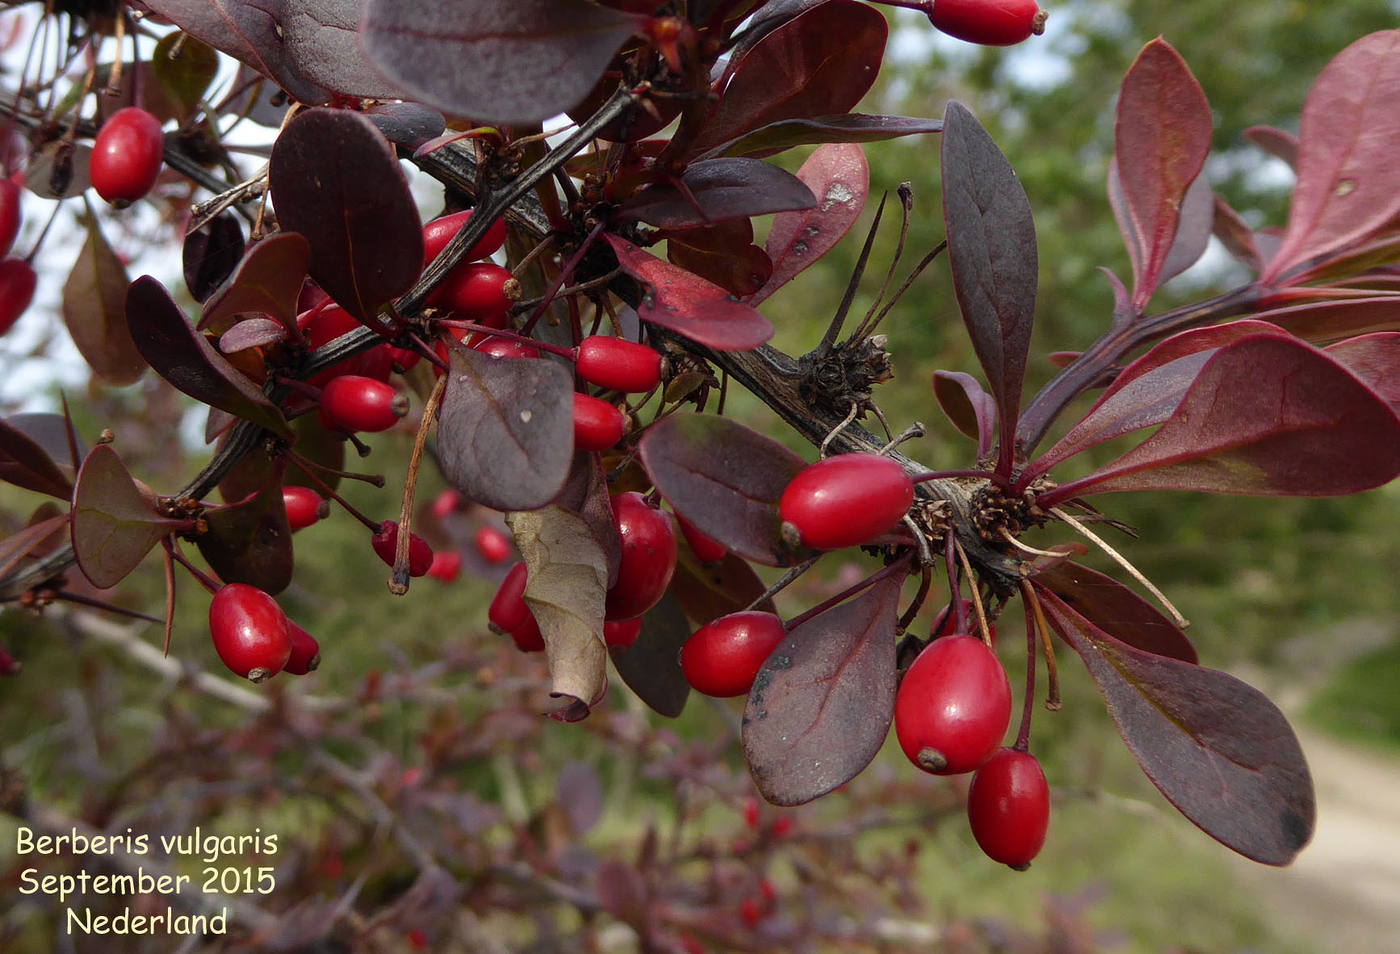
[748,142,868,306]
[1325,332,1400,411]
[0,514,69,580]
[1211,196,1264,274]
[932,370,996,459]
[145,0,406,104]
[199,232,310,336]
[1034,561,1196,663]
[71,444,187,589]
[616,158,816,229]
[125,277,292,438]
[690,0,887,157]
[742,575,902,806]
[437,348,574,512]
[61,206,146,386]
[609,591,691,718]
[1044,334,1400,500]
[553,453,622,587]
[197,477,294,595]
[1111,39,1213,309]
[1243,125,1299,170]
[0,416,75,499]
[671,547,776,628]
[639,413,809,567]
[727,0,829,52]
[183,213,246,303]
[663,221,773,298]
[703,113,942,160]
[1261,30,1400,284]
[365,102,447,150]
[269,109,422,325]
[362,0,645,125]
[603,235,774,350]
[1248,295,1400,344]
[1037,588,1314,865]
[219,318,290,354]
[942,101,1037,473]
[5,413,83,484]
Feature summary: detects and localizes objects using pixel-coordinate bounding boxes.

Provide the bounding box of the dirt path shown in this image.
[1232,729,1400,953]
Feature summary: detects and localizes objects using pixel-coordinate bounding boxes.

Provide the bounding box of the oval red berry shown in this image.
[967,748,1051,868]
[675,511,727,564]
[90,107,166,204]
[576,337,662,393]
[283,485,326,531]
[475,525,514,564]
[284,620,322,675]
[429,261,517,318]
[604,618,643,649]
[0,257,37,337]
[0,178,22,258]
[422,209,507,267]
[321,376,407,433]
[209,583,292,682]
[371,522,434,577]
[604,492,678,621]
[489,562,533,634]
[895,634,1011,775]
[927,0,1044,47]
[680,611,786,698]
[778,454,914,550]
[573,393,626,452]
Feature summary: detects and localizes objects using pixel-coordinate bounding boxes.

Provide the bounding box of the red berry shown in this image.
[967,748,1051,869]
[471,333,540,360]
[930,599,998,648]
[475,525,513,564]
[489,562,534,633]
[927,0,1045,46]
[371,522,434,577]
[778,454,914,550]
[604,618,642,649]
[429,261,519,318]
[771,816,794,839]
[895,635,1011,775]
[680,611,786,698]
[573,393,626,452]
[576,337,662,393]
[284,620,322,675]
[0,257,37,337]
[510,615,545,653]
[283,485,327,531]
[0,177,21,257]
[605,492,678,621]
[320,376,408,433]
[209,584,292,682]
[676,511,727,564]
[743,796,760,829]
[739,897,762,929]
[422,209,507,267]
[299,304,394,387]
[430,488,462,521]
[427,550,463,582]
[0,643,19,675]
[90,107,165,204]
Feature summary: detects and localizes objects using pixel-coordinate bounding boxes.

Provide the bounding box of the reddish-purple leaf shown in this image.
[603,235,774,350]
[219,318,290,354]
[1042,334,1400,501]
[364,102,446,150]
[1261,31,1400,284]
[197,476,294,595]
[1325,332,1400,412]
[62,206,147,387]
[183,213,245,304]
[663,221,773,298]
[0,416,73,499]
[742,575,902,806]
[1034,561,1196,663]
[702,113,943,161]
[932,370,996,459]
[749,142,868,306]
[1037,588,1314,865]
[1211,196,1264,274]
[1157,171,1214,288]
[616,158,816,229]
[609,591,691,718]
[670,547,776,629]
[1243,125,1299,170]
[941,101,1037,475]
[269,109,422,325]
[145,0,404,104]
[639,413,809,567]
[71,444,187,589]
[0,513,69,581]
[437,348,574,512]
[125,277,292,438]
[1111,39,1213,309]
[8,413,83,482]
[689,0,887,157]
[1243,295,1400,345]
[1281,232,1400,287]
[199,233,311,336]
[362,0,645,125]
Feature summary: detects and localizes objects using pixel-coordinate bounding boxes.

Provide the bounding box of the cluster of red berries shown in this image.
[208,583,320,682]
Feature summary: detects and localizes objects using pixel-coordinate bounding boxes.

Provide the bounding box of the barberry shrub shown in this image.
[1,0,1399,947]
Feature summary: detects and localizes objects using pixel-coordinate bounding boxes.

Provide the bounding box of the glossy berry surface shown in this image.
[422,209,506,267]
[676,511,727,564]
[283,621,322,675]
[471,334,540,360]
[475,525,513,564]
[573,393,626,452]
[90,107,166,204]
[604,618,642,649]
[320,375,408,433]
[680,611,786,698]
[427,550,463,582]
[576,337,662,393]
[604,492,678,621]
[967,748,1051,868]
[927,0,1045,47]
[429,261,518,318]
[779,454,914,550]
[895,635,1011,775]
[299,304,394,387]
[209,583,292,682]
[371,522,434,577]
[489,562,533,634]
[0,177,21,257]
[283,485,326,531]
[509,615,545,653]
[0,257,37,337]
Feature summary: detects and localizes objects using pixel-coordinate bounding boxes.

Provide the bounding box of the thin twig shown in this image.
[1050,507,1188,629]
